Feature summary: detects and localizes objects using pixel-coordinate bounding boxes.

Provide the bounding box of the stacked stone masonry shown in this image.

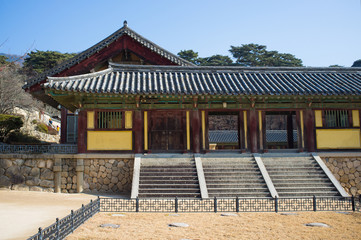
[322,157,361,197]
[0,155,134,195]
[83,159,133,194]
[0,158,55,192]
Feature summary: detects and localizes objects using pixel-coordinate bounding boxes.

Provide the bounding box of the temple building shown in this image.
[24,21,361,154]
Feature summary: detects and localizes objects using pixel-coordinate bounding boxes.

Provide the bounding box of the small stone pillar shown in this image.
[53,158,62,193]
[76,159,84,193]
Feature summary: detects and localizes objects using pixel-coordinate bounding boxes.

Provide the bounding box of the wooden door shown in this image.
[150,111,185,151]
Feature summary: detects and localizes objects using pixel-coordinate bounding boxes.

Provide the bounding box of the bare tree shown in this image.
[0,64,38,114]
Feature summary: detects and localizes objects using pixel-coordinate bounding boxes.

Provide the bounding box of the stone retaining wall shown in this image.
[322,157,361,196]
[83,159,133,193]
[0,158,55,192]
[0,155,134,195]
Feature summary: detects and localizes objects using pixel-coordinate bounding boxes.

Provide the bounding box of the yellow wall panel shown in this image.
[352,110,360,127]
[316,129,361,149]
[243,111,247,149]
[315,110,323,127]
[125,111,133,129]
[87,111,94,129]
[87,131,132,150]
[300,110,304,148]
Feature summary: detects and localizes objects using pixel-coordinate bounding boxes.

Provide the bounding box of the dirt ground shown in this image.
[67,211,361,240]
[0,190,97,240]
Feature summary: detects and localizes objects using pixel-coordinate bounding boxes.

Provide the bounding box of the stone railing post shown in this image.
[53,158,62,193]
[76,159,84,193]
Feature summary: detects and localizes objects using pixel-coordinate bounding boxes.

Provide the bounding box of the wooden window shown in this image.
[324,110,350,128]
[97,111,122,129]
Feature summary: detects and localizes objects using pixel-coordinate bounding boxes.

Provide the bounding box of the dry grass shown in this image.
[67,211,361,240]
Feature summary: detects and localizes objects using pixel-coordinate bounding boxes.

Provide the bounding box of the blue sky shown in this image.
[0,0,360,67]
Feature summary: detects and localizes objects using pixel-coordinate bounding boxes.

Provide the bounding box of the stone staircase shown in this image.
[138,156,201,198]
[202,156,271,198]
[261,154,340,197]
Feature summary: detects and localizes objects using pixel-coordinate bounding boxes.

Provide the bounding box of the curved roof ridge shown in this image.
[47,67,113,82]
[109,62,361,73]
[24,21,194,89]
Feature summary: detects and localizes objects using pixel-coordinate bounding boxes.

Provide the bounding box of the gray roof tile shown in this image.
[44,64,361,96]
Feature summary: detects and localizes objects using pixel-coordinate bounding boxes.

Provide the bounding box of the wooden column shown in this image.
[296,111,304,151]
[134,110,143,153]
[249,109,258,153]
[192,110,201,153]
[60,107,67,144]
[304,109,316,152]
[287,112,294,149]
[77,110,87,153]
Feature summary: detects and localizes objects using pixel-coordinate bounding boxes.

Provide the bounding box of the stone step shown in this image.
[202,162,256,165]
[271,179,331,184]
[208,192,271,197]
[268,173,327,178]
[138,193,201,198]
[140,176,199,180]
[204,171,262,176]
[277,192,340,197]
[266,170,324,174]
[205,179,265,184]
[141,165,195,169]
[274,182,335,188]
[140,180,199,184]
[202,168,259,172]
[140,169,197,175]
[275,187,337,192]
[207,188,269,193]
[207,183,267,188]
[265,166,321,170]
[139,184,199,189]
[140,172,198,177]
[139,188,200,194]
[204,176,264,181]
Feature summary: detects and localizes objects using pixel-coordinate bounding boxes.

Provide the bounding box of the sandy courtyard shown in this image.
[67,211,361,240]
[0,190,97,240]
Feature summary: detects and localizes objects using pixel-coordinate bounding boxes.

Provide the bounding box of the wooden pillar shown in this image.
[296,111,304,151]
[134,110,143,153]
[53,158,62,193]
[76,159,84,193]
[192,110,201,153]
[77,110,87,153]
[304,109,316,152]
[60,107,67,143]
[249,109,258,153]
[287,112,294,149]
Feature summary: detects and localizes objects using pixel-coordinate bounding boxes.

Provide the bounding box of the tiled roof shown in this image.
[23,21,194,89]
[208,130,297,143]
[209,130,238,143]
[44,63,361,96]
[265,130,298,143]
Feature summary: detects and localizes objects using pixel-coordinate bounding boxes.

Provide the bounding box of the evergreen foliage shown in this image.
[24,50,77,74]
[178,44,303,67]
[352,59,361,67]
[0,114,23,142]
